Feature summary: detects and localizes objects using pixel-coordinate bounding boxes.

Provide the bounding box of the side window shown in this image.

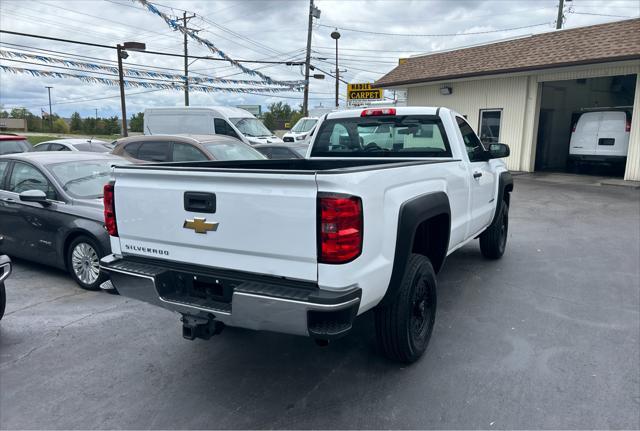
[214,118,240,140]
[479,110,502,145]
[172,143,208,162]
[457,117,486,162]
[49,143,70,151]
[8,162,57,199]
[137,141,171,162]
[0,161,8,189]
[33,144,50,152]
[123,142,142,158]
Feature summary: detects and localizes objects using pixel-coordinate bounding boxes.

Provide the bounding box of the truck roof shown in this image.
[325,106,441,119]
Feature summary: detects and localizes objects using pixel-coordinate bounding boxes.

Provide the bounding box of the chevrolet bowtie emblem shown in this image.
[183,217,219,234]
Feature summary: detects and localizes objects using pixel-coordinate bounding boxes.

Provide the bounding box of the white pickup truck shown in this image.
[100,107,513,363]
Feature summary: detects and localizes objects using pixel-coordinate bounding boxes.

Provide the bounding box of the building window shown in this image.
[479,109,502,145]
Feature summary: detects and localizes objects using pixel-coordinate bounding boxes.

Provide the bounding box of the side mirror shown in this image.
[487,143,510,159]
[19,189,50,206]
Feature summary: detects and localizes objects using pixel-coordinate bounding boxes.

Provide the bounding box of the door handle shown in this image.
[473,171,483,179]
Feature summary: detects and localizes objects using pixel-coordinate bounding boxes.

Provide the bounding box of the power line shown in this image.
[0,30,305,65]
[569,11,635,18]
[7,89,165,111]
[316,21,553,37]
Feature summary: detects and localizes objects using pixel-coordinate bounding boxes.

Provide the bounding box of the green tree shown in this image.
[10,108,27,119]
[105,116,121,135]
[52,118,69,133]
[70,112,82,132]
[82,117,96,135]
[129,112,144,133]
[0,110,8,119]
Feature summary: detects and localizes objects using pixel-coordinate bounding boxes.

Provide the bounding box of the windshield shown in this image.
[291,118,318,133]
[204,142,265,161]
[47,158,128,199]
[0,139,31,155]
[310,115,453,158]
[230,117,272,137]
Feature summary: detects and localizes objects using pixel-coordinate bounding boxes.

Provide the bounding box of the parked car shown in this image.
[100,106,513,363]
[282,117,318,144]
[254,143,308,159]
[0,152,129,290]
[569,109,631,168]
[0,134,31,155]
[111,134,265,163]
[32,138,112,153]
[144,107,284,146]
[0,255,10,320]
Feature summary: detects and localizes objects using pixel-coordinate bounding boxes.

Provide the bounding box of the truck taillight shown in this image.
[318,193,362,264]
[103,182,118,237]
[361,108,396,117]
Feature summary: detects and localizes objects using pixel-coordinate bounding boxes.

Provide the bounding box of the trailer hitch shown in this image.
[181,314,225,340]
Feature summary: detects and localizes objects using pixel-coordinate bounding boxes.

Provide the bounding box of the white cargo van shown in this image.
[282,117,318,144]
[568,110,631,167]
[143,107,284,146]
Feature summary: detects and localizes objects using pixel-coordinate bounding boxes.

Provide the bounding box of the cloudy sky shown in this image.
[0,0,638,119]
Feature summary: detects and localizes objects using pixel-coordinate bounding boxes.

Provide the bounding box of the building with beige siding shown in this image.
[375,19,640,181]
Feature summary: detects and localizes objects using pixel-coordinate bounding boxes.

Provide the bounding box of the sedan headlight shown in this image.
[296,135,306,141]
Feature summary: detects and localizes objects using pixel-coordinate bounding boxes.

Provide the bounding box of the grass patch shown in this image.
[26,135,59,145]
[25,134,121,146]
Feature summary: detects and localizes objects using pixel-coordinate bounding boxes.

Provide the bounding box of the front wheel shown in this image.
[479,201,509,259]
[374,254,437,363]
[67,236,105,291]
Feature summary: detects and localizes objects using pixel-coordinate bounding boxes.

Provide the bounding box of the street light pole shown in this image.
[45,86,53,131]
[116,41,146,137]
[331,30,341,108]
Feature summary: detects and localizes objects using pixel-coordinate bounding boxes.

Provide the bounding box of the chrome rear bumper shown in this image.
[100,254,360,338]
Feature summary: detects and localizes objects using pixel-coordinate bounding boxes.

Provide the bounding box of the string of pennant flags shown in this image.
[132,0,286,86]
[0,49,304,89]
[0,65,302,94]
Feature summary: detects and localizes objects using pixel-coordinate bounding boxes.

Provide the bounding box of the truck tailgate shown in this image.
[112,167,318,281]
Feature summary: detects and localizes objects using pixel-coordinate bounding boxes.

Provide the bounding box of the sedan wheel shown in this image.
[67,236,105,290]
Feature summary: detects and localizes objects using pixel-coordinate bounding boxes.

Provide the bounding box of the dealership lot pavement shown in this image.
[1,174,639,430]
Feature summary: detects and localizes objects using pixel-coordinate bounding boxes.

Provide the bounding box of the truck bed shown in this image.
[116,158,455,174]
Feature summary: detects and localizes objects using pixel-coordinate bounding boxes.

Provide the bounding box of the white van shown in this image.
[569,110,631,166]
[282,117,318,144]
[143,107,284,146]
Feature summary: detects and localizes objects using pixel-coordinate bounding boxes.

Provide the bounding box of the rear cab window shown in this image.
[310,114,452,158]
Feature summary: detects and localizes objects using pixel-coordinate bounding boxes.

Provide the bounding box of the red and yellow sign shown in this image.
[347,83,383,100]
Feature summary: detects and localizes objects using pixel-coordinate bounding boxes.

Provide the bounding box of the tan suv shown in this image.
[111,134,265,163]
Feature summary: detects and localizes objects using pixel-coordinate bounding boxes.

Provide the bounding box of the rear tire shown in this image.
[374,254,437,363]
[479,201,509,259]
[67,236,106,291]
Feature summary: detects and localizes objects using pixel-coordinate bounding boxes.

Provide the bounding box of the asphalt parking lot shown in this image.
[1,174,639,430]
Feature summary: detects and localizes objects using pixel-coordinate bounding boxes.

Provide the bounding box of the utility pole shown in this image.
[556,0,565,29]
[302,0,320,117]
[117,44,128,137]
[95,108,98,120]
[45,86,53,131]
[180,11,197,106]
